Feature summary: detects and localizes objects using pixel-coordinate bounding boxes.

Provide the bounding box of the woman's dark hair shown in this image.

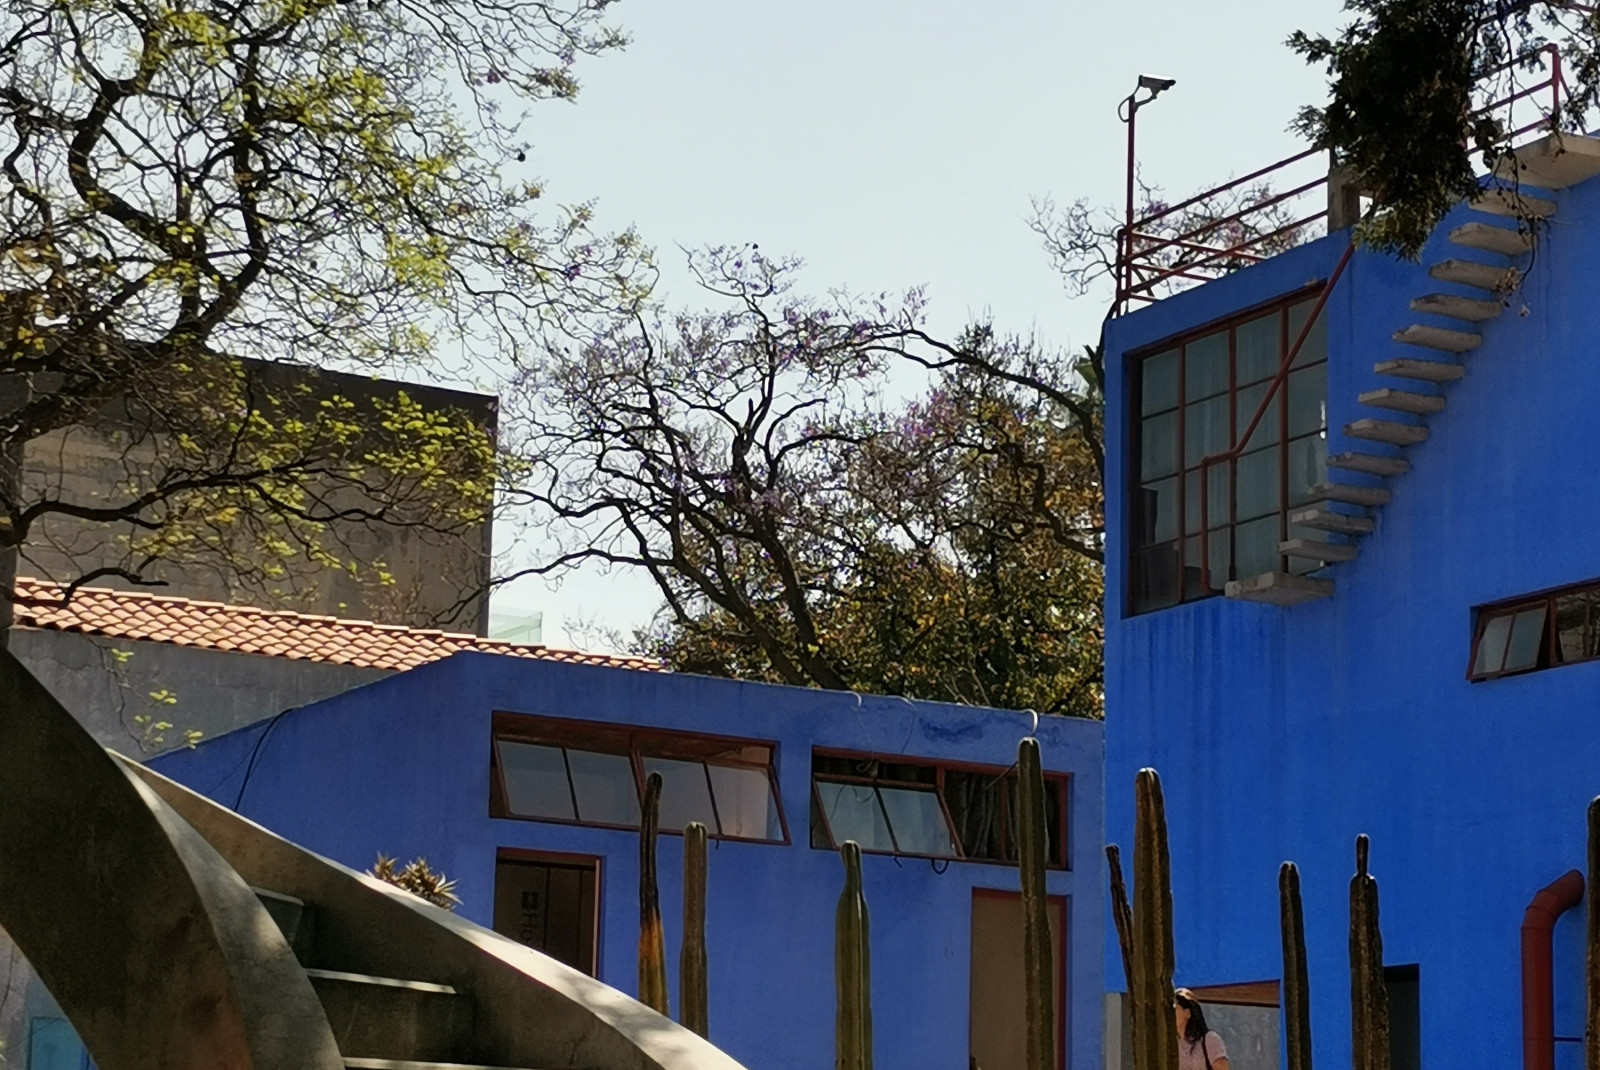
[1174,988,1210,1043]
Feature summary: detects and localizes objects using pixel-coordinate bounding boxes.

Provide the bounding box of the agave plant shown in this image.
[368,853,461,911]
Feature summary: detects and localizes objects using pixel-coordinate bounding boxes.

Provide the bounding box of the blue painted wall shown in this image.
[1103,174,1600,1070]
[154,652,1103,1070]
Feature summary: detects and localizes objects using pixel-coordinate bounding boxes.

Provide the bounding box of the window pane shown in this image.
[1234,382,1281,452]
[1286,434,1327,505]
[1184,465,1230,536]
[1288,301,1327,367]
[1131,542,1181,613]
[1288,364,1327,437]
[815,781,895,853]
[943,770,1012,862]
[498,742,575,821]
[568,749,640,826]
[877,786,958,857]
[1184,394,1230,466]
[1140,410,1179,480]
[1135,478,1180,545]
[1474,613,1513,676]
[642,756,717,833]
[1142,349,1179,415]
[1555,593,1590,664]
[1505,606,1548,672]
[1235,313,1281,385]
[1234,515,1281,579]
[708,762,782,840]
[1235,447,1280,522]
[1183,532,1229,597]
[1185,332,1229,399]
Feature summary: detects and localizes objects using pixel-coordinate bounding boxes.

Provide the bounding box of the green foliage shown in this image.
[367,853,460,910]
[1289,0,1600,258]
[834,841,872,1070]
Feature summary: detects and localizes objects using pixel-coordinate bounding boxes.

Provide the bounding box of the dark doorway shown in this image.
[492,850,599,976]
[1385,964,1420,1070]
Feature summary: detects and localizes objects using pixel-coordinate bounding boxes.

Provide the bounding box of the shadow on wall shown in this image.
[0,928,95,1070]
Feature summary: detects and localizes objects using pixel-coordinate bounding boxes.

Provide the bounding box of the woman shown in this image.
[1174,988,1231,1070]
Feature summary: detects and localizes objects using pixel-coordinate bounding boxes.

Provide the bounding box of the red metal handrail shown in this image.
[1116,43,1573,314]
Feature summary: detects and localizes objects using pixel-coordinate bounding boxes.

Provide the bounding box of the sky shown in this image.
[487,0,1347,649]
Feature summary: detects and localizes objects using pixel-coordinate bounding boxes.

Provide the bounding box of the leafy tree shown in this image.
[509,248,1104,716]
[0,0,644,627]
[1289,0,1600,258]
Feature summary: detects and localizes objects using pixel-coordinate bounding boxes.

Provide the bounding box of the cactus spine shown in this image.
[1131,768,1177,1070]
[680,820,709,1037]
[1017,737,1055,1070]
[1280,862,1312,1070]
[1106,843,1136,997]
[1587,797,1600,1070]
[637,771,668,1014]
[835,841,872,1070]
[1348,835,1389,1070]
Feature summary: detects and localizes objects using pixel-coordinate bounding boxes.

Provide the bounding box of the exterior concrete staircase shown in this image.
[1227,134,1600,606]
[0,649,746,1070]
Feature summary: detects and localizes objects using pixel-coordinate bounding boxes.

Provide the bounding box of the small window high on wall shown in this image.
[490,713,788,843]
[1469,578,1600,681]
[809,751,1068,867]
[1128,291,1328,614]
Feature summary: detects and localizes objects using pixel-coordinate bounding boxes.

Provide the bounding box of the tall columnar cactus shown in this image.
[680,820,709,1037]
[637,771,668,1015]
[1280,862,1313,1070]
[1017,737,1056,1070]
[835,841,872,1070]
[1349,835,1390,1070]
[1131,768,1177,1070]
[1106,844,1136,997]
[1586,797,1600,1070]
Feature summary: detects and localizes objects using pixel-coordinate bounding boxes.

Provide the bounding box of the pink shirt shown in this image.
[1178,1032,1227,1070]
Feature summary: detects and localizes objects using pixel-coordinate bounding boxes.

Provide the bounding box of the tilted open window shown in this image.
[1470,579,1600,681]
[491,713,788,843]
[809,751,1068,868]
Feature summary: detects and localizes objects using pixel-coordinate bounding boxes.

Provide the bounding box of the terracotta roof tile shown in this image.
[12,577,661,675]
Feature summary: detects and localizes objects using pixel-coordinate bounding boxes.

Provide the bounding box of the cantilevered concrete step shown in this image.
[1290,507,1376,536]
[1411,292,1503,322]
[1308,482,1392,508]
[255,887,315,963]
[1429,259,1520,293]
[1329,451,1410,477]
[1393,323,1480,353]
[305,969,468,1062]
[1448,221,1535,256]
[1225,571,1333,606]
[1374,358,1464,383]
[1281,538,1359,564]
[1345,418,1428,447]
[1471,187,1556,219]
[1492,133,1600,190]
[1359,388,1445,415]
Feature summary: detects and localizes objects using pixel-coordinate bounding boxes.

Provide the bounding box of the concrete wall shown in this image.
[1101,179,1600,1070]
[10,628,390,755]
[152,653,1105,1070]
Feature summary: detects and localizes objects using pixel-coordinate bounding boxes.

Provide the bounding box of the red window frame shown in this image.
[809,748,1070,869]
[1468,577,1600,681]
[490,712,790,845]
[1126,286,1328,615]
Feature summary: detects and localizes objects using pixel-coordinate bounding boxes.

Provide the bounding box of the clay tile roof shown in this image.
[11,577,662,674]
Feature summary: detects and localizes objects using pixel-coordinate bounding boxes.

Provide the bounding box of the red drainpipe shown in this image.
[1522,869,1585,1070]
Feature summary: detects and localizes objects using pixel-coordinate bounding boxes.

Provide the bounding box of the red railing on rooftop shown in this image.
[1113,44,1573,318]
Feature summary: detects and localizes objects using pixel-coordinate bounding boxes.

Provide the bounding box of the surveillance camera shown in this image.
[1138,75,1177,94]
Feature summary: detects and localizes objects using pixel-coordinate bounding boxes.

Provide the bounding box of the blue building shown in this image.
[152,651,1104,1070]
[1103,136,1600,1070]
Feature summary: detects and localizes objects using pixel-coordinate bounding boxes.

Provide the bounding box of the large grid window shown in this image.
[490,713,788,843]
[809,752,1068,868]
[1129,292,1328,614]
[1470,579,1600,681]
